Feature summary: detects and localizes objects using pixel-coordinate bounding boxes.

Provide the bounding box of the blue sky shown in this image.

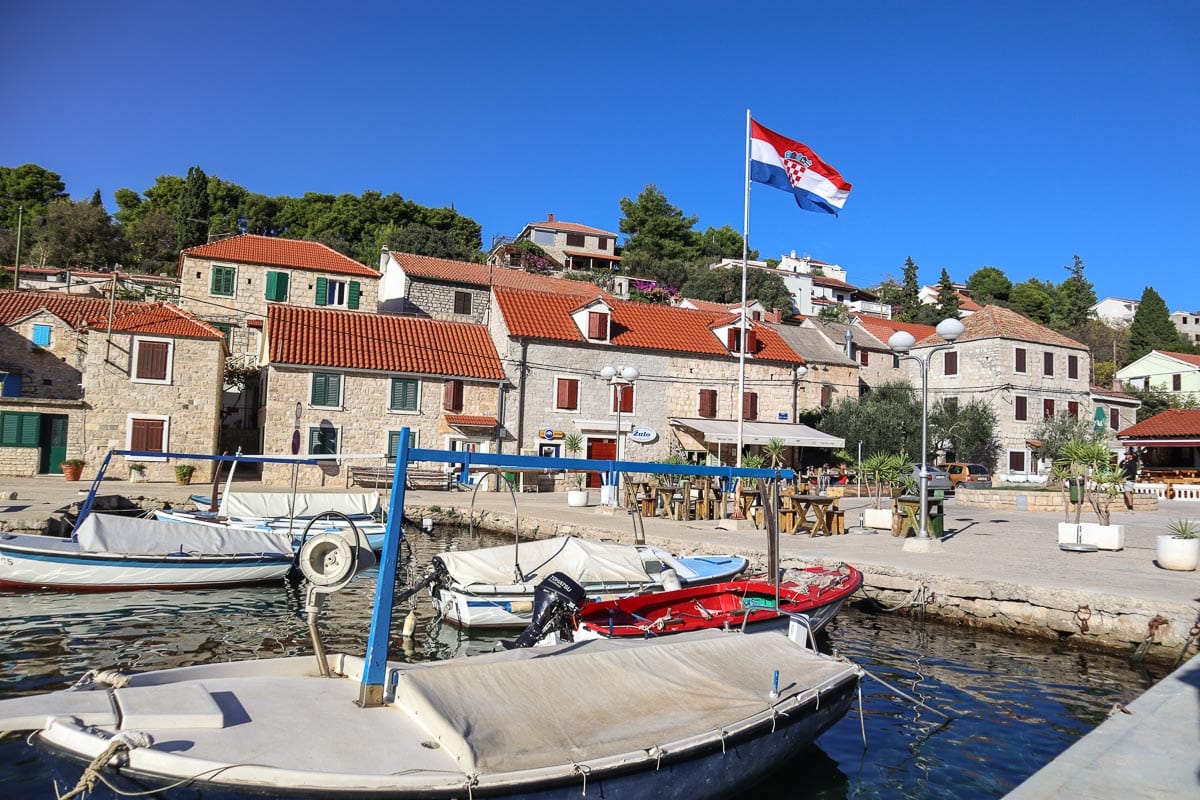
[4,2,1197,311]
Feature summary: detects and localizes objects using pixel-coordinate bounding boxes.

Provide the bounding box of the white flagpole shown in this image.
[736,109,751,468]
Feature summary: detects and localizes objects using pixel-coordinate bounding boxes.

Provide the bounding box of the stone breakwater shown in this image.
[955,488,1159,513]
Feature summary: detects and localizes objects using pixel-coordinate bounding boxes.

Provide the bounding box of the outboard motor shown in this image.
[504,572,587,649]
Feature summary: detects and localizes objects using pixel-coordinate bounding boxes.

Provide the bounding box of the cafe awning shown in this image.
[669,418,845,448]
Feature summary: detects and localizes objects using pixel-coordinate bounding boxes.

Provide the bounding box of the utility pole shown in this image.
[13,204,22,291]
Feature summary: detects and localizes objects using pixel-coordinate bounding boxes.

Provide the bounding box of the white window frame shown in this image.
[310,372,343,410]
[125,413,170,461]
[308,424,343,456]
[1006,448,1028,474]
[131,336,174,385]
[554,375,581,413]
[445,435,489,454]
[386,429,419,462]
[1013,346,1027,374]
[324,279,348,307]
[388,377,422,414]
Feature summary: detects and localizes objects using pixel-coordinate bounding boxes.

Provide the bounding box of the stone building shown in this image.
[378,250,605,320]
[177,234,381,360]
[768,322,860,410]
[257,304,507,485]
[0,291,224,479]
[904,305,1092,476]
[486,214,621,272]
[1090,386,1141,448]
[488,287,821,476]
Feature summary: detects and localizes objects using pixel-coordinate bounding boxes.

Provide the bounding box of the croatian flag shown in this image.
[750,120,852,215]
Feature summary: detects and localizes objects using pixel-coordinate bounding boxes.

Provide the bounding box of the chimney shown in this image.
[844,328,853,358]
[547,213,555,222]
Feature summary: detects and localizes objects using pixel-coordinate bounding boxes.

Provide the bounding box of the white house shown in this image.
[1089,297,1139,327]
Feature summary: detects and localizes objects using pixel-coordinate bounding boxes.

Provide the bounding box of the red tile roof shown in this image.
[524,217,617,237]
[182,234,378,278]
[916,305,1086,349]
[563,249,622,261]
[445,414,499,428]
[811,274,857,290]
[1156,350,1200,368]
[0,290,149,329]
[1090,386,1138,401]
[266,305,505,380]
[1118,408,1200,439]
[494,288,804,363]
[855,315,937,345]
[93,303,226,340]
[390,252,607,297]
[957,291,983,312]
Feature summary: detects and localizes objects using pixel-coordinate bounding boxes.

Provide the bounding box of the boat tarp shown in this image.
[391,632,856,774]
[435,536,654,587]
[221,491,380,519]
[75,513,292,557]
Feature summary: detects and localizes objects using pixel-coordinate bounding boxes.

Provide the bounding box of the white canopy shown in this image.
[221,491,380,519]
[434,536,654,587]
[75,513,292,556]
[670,418,845,448]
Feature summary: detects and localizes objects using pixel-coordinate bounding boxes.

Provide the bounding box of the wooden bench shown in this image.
[348,466,394,488]
[405,467,455,491]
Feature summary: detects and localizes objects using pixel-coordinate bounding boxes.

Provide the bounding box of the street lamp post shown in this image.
[599,365,640,506]
[887,318,965,550]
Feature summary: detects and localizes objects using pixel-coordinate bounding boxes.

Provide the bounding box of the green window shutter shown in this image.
[311,375,326,406]
[312,373,341,407]
[348,281,361,310]
[308,426,338,455]
[211,265,235,296]
[265,271,289,301]
[1,412,40,447]
[390,378,418,411]
[315,277,328,306]
[387,430,401,462]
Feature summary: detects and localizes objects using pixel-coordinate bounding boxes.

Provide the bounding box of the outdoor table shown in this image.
[895,495,944,538]
[778,494,799,533]
[793,495,838,537]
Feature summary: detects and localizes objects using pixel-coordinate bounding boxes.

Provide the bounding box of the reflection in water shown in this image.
[0,525,1165,800]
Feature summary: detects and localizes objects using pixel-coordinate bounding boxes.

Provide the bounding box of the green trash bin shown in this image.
[928,502,945,537]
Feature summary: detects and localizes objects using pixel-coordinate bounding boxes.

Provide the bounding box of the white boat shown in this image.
[431,535,750,628]
[0,513,294,590]
[0,626,859,799]
[154,508,389,551]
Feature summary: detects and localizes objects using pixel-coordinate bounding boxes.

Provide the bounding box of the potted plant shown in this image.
[128,462,148,483]
[1054,440,1125,550]
[60,458,85,481]
[562,433,590,507]
[860,452,908,529]
[1156,518,1199,571]
[174,464,196,486]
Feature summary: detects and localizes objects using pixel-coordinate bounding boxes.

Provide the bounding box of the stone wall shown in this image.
[259,365,501,485]
[955,488,1158,512]
[81,331,224,483]
[1,310,87,400]
[403,281,489,323]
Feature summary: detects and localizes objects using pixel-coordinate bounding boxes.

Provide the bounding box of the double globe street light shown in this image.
[599,365,640,507]
[887,317,965,552]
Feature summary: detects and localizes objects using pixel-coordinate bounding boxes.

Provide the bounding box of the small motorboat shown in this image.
[154,508,389,551]
[0,513,294,591]
[576,564,864,638]
[431,535,749,628]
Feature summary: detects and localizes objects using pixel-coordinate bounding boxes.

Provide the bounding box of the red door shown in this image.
[587,438,616,488]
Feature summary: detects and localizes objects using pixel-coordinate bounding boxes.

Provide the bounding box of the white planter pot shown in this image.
[1156,535,1200,571]
[1057,522,1124,551]
[863,509,893,530]
[566,490,591,508]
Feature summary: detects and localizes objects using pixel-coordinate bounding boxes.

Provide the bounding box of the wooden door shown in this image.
[586,438,616,489]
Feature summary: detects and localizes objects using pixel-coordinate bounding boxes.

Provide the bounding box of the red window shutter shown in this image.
[944,351,958,375]
[587,312,608,339]
[613,384,634,413]
[744,329,757,354]
[699,389,717,418]
[742,391,758,420]
[1068,355,1079,380]
[1068,401,1079,417]
[726,328,740,352]
[1043,399,1054,418]
[442,380,463,412]
[1043,352,1054,376]
[136,341,168,380]
[1015,348,1026,372]
[131,418,164,452]
[1015,396,1027,420]
[860,349,869,366]
[556,378,578,410]
[820,384,833,408]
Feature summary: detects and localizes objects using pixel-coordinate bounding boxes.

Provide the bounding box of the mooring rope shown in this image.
[56,731,152,800]
[71,669,130,690]
[858,583,928,613]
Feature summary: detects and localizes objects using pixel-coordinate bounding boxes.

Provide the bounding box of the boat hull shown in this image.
[155,509,388,551]
[0,535,293,591]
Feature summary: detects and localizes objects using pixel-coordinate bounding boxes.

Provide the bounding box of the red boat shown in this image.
[576,564,863,638]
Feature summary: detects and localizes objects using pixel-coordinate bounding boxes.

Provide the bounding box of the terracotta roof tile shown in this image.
[266,305,505,380]
[495,288,804,363]
[445,414,499,428]
[811,274,857,290]
[1090,385,1138,400]
[0,290,149,329]
[92,303,226,340]
[183,234,378,278]
[855,315,937,345]
[678,297,739,313]
[1156,350,1200,368]
[915,305,1086,350]
[1118,408,1200,439]
[391,252,606,296]
[957,291,983,312]
[524,218,617,237]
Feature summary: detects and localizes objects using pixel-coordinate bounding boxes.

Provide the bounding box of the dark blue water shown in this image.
[0,526,1164,799]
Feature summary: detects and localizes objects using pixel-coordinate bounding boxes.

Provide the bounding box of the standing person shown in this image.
[1120,450,1139,510]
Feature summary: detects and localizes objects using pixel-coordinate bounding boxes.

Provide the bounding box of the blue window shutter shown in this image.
[315,277,328,306]
[32,325,51,347]
[348,281,361,310]
[1,373,21,397]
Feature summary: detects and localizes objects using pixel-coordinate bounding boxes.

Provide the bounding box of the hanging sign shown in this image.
[629,427,657,444]
[542,429,565,440]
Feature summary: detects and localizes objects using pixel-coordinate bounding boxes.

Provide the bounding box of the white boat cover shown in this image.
[435,536,654,586]
[392,632,855,774]
[75,513,292,557]
[221,491,380,519]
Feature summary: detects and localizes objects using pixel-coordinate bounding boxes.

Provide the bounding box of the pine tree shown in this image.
[1054,254,1096,331]
[90,188,103,207]
[895,257,923,321]
[1128,286,1187,362]
[176,166,210,250]
[935,268,961,319]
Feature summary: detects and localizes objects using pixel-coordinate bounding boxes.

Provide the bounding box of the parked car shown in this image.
[943,462,993,490]
[910,464,953,493]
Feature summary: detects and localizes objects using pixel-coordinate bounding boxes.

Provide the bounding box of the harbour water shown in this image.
[0,525,1167,798]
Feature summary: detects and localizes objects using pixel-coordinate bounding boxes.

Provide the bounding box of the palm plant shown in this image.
[563,433,585,490]
[1056,440,1123,526]
[861,452,909,509]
